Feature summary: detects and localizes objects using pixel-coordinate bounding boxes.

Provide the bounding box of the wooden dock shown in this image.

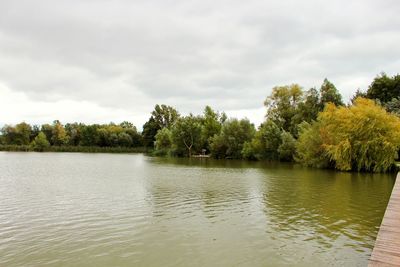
[369,173,400,266]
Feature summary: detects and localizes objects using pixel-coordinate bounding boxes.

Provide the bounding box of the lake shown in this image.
[0,152,395,266]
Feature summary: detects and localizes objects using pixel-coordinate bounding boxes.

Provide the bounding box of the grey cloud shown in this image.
[0,0,399,125]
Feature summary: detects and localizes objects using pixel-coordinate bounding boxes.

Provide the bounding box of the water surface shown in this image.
[0,152,395,266]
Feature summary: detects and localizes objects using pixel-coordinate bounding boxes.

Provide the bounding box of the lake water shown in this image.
[0,152,395,266]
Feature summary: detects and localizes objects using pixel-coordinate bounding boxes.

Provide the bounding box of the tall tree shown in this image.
[319,78,343,107]
[264,84,303,135]
[366,73,400,103]
[152,104,180,129]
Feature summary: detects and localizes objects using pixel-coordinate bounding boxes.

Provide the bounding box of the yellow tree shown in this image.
[297,98,400,172]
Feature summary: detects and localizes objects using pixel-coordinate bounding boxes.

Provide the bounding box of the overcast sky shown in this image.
[0,0,399,129]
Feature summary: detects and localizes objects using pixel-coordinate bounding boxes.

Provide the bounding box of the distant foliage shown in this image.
[2,72,400,173]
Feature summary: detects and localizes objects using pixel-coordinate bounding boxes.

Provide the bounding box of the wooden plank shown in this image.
[369,173,400,266]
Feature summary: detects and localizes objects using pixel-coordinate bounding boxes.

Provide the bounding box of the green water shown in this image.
[0,152,395,266]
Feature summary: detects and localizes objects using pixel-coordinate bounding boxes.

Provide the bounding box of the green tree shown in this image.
[31,132,50,151]
[118,132,133,147]
[142,116,160,148]
[242,120,282,160]
[120,121,134,129]
[1,125,17,145]
[13,122,32,145]
[152,104,180,129]
[125,127,142,147]
[142,104,180,148]
[65,123,82,146]
[264,84,303,135]
[210,118,255,159]
[319,78,343,107]
[295,88,320,124]
[171,115,202,157]
[41,124,54,145]
[277,131,296,161]
[80,124,100,146]
[385,97,400,115]
[201,106,222,151]
[366,73,400,103]
[154,128,173,155]
[30,125,40,142]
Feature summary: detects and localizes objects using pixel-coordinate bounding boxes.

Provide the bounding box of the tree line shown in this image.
[1,72,400,172]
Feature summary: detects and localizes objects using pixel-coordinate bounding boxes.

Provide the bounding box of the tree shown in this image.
[319,78,343,107]
[1,122,32,145]
[277,131,296,161]
[296,98,400,172]
[120,121,134,129]
[1,125,17,145]
[385,97,400,115]
[171,115,202,157]
[201,106,222,151]
[41,124,54,145]
[366,73,400,103]
[154,128,173,155]
[295,121,331,168]
[264,84,303,135]
[125,127,142,147]
[118,132,133,147]
[350,89,367,104]
[80,124,100,146]
[51,120,68,146]
[242,120,282,160]
[142,104,180,148]
[152,104,180,129]
[210,118,255,159]
[295,88,320,124]
[65,123,82,146]
[142,116,160,148]
[31,132,50,151]
[30,125,40,142]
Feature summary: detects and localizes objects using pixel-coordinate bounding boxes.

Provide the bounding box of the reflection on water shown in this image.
[0,152,395,267]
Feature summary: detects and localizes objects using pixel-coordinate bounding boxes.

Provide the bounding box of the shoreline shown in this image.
[0,145,150,154]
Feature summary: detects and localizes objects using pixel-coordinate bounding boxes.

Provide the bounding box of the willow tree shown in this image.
[296,97,400,172]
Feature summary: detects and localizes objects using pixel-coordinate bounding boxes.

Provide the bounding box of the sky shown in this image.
[0,0,399,129]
